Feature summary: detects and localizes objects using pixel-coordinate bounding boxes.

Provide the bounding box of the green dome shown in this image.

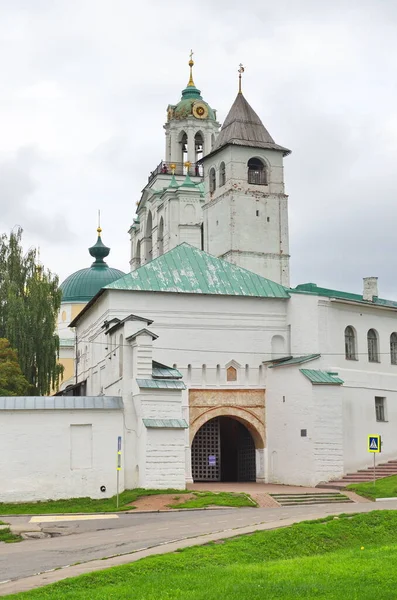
[60,232,126,302]
[172,85,216,121]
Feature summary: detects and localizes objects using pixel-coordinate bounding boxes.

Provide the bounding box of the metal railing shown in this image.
[148,161,204,184]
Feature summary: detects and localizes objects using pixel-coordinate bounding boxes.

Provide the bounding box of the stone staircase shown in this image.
[317,459,397,490]
[270,492,353,507]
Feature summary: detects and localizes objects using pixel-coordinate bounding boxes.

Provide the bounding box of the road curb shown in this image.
[0,505,248,519]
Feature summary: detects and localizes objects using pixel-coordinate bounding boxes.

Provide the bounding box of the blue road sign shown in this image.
[368,435,381,453]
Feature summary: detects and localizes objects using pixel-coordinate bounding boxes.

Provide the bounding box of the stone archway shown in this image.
[189,389,266,483]
[191,416,256,482]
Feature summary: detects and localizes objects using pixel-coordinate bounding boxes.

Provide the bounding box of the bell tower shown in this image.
[164,52,220,170]
[202,66,291,287]
[129,54,220,271]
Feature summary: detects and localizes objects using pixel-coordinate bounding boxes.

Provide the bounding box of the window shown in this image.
[209,168,216,193]
[391,333,397,365]
[119,334,123,378]
[157,217,164,256]
[145,211,152,262]
[344,326,356,360]
[375,397,386,422]
[367,329,379,362]
[248,158,267,185]
[227,366,237,381]
[219,162,226,186]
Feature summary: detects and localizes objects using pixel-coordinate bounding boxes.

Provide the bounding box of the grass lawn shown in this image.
[167,491,256,509]
[0,526,21,544]
[0,489,255,515]
[347,474,397,500]
[5,511,397,599]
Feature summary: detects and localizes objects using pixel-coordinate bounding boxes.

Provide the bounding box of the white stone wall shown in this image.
[266,366,317,486]
[266,363,344,487]
[0,407,123,502]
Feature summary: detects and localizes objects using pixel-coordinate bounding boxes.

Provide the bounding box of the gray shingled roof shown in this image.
[212,93,291,156]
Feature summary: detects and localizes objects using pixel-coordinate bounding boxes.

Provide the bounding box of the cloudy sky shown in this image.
[1,0,397,297]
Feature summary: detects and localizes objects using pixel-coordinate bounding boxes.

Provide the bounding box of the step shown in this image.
[277,499,353,506]
[271,494,348,500]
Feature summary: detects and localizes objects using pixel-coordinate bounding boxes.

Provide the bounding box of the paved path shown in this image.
[1,500,397,597]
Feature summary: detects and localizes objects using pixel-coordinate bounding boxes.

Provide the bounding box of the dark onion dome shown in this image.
[60,228,126,303]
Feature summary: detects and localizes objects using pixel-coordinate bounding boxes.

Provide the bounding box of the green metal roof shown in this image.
[152,361,183,379]
[269,354,321,368]
[106,244,290,298]
[300,369,344,385]
[59,338,74,348]
[137,379,186,389]
[143,418,188,429]
[294,283,397,309]
[61,266,126,302]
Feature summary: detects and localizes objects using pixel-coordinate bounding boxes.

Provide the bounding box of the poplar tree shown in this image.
[0,227,63,395]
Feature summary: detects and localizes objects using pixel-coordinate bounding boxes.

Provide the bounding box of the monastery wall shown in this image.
[0,400,123,502]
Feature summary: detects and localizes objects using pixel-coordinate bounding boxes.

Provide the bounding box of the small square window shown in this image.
[375,397,386,422]
[300,429,307,437]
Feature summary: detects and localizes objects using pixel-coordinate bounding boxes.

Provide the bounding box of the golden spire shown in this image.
[187,49,195,87]
[238,63,245,94]
[97,209,102,237]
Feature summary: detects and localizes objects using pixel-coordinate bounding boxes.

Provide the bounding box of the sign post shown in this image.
[368,435,381,486]
[116,436,122,508]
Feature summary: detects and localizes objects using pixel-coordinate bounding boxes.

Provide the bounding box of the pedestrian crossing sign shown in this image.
[368,435,381,453]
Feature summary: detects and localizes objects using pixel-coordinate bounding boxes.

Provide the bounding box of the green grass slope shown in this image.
[5,511,397,599]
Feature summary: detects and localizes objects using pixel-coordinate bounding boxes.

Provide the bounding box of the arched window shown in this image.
[119,334,123,378]
[157,217,164,256]
[209,168,216,193]
[179,131,188,165]
[135,239,141,267]
[367,329,379,363]
[195,132,204,162]
[344,326,356,360]
[248,158,267,185]
[390,333,397,365]
[211,133,215,150]
[219,162,226,186]
[145,211,152,262]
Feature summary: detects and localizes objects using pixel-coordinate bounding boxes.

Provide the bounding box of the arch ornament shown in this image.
[190,405,265,449]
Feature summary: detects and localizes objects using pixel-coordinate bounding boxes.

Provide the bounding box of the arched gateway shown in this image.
[191,416,256,482]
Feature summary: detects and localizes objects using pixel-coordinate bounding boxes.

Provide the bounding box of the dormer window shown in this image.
[248,158,267,185]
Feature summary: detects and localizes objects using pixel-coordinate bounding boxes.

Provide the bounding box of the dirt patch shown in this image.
[128,493,197,512]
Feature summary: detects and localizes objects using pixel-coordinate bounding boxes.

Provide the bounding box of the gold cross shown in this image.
[190,49,194,62]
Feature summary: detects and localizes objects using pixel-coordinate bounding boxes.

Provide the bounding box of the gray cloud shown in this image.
[0,0,396,294]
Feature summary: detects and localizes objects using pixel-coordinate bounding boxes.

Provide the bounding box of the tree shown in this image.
[0,338,31,396]
[0,227,63,395]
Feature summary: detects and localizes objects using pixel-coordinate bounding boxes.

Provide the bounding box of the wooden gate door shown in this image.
[237,422,256,481]
[192,418,221,481]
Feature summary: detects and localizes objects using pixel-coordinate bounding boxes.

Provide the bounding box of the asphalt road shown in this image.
[1,501,397,583]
